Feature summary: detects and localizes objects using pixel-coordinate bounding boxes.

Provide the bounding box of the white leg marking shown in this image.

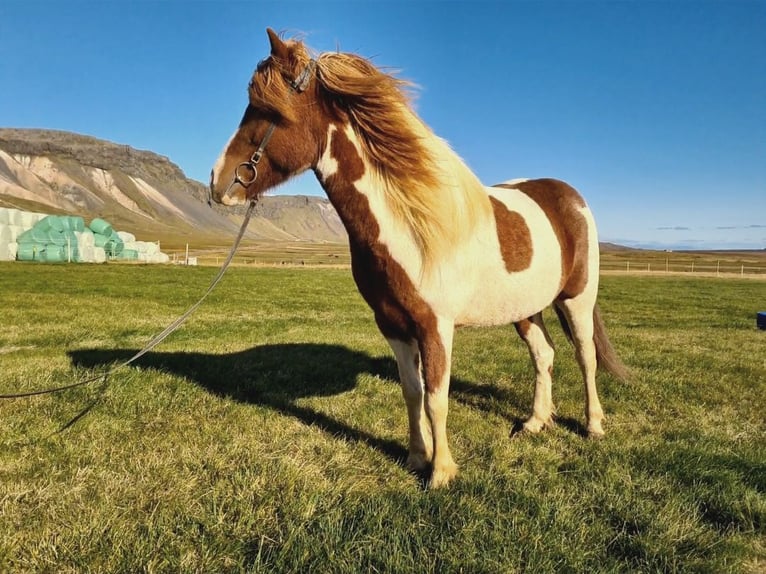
[558,297,605,437]
[388,338,433,471]
[423,318,458,488]
[517,313,556,434]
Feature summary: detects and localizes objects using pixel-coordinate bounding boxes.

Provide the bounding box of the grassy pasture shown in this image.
[0,262,764,573]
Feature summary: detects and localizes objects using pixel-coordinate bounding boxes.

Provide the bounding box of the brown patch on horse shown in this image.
[489,197,533,273]
[321,127,446,392]
[494,179,589,298]
[328,126,365,182]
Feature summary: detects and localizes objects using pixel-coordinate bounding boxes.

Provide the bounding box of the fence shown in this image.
[601,257,766,277]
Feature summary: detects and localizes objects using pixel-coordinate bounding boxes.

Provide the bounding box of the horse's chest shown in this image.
[348,241,435,341]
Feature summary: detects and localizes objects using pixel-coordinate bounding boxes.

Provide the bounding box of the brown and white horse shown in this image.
[210,29,627,488]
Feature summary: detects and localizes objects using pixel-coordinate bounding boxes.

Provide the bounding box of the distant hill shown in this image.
[0,128,347,247]
[0,128,641,254]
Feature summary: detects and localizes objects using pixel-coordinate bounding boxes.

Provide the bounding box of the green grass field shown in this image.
[1,262,764,573]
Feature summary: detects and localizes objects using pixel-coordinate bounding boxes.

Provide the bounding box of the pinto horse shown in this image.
[210,29,627,488]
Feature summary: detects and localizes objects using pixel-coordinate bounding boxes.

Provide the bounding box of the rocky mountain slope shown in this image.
[0,128,347,246]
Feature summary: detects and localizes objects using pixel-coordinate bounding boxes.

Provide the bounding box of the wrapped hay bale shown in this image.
[17,243,43,261]
[0,207,9,225]
[147,252,170,264]
[117,231,136,243]
[120,249,139,260]
[78,245,95,263]
[94,233,109,248]
[93,246,107,263]
[40,245,66,263]
[8,225,23,242]
[89,218,113,237]
[15,210,32,227]
[0,224,11,261]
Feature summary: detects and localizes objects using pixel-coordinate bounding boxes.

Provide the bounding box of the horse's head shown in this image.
[210,29,322,206]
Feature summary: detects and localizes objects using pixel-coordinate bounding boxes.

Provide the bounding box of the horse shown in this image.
[209,28,628,488]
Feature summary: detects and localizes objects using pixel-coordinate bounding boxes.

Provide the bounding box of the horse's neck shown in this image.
[314,123,423,265]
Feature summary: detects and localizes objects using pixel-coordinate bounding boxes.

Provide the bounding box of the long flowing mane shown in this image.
[250,35,490,267]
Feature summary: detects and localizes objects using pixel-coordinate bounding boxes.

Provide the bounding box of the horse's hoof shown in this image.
[516,415,555,436]
[429,462,458,489]
[405,452,431,472]
[587,429,605,440]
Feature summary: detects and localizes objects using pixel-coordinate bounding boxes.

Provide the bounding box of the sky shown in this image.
[0,1,764,250]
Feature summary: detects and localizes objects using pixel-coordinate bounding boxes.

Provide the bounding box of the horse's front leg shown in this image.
[419,318,457,488]
[387,337,433,471]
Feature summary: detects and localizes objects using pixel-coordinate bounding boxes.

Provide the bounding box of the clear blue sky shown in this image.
[1,1,764,250]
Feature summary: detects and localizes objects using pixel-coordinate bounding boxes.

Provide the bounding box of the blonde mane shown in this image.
[251,36,490,267]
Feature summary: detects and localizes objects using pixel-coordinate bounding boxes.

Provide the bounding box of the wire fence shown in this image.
[601,258,766,277]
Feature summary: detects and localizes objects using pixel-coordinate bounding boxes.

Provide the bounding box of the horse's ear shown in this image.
[267,28,289,61]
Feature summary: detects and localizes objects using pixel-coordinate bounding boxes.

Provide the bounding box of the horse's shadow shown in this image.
[68,343,586,471]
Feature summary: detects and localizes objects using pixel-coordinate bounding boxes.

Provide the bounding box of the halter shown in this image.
[219,59,317,202]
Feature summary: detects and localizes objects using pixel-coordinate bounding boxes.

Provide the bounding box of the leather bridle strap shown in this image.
[230,59,317,192]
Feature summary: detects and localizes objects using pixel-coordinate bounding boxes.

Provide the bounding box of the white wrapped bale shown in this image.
[8,225,23,242]
[147,252,170,264]
[19,211,40,227]
[78,245,95,263]
[8,242,18,260]
[117,231,136,243]
[0,241,8,261]
[93,246,107,263]
[0,207,8,224]
[75,229,95,249]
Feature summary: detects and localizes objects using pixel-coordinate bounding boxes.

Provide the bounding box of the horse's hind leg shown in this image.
[556,296,605,438]
[515,312,556,434]
[387,338,433,471]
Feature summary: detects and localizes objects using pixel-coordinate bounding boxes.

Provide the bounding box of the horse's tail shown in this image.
[554,303,629,382]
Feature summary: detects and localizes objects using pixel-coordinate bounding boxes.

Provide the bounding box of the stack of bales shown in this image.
[0,208,171,264]
[0,207,46,261]
[15,214,89,262]
[116,230,169,263]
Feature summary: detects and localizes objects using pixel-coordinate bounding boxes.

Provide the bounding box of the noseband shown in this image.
[217,59,317,204]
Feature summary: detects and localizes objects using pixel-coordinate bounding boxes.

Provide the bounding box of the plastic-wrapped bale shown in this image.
[64,215,85,232]
[117,230,136,243]
[93,246,107,263]
[40,244,66,263]
[105,233,124,257]
[120,249,139,260]
[17,243,44,261]
[89,218,113,237]
[8,225,23,242]
[147,252,170,264]
[75,230,96,262]
[0,224,10,261]
[17,210,34,227]
[94,233,110,248]
[0,207,9,225]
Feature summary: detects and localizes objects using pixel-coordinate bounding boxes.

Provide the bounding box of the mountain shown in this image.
[0,128,347,247]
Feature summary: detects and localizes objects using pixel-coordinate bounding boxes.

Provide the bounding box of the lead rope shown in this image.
[0,198,258,399]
